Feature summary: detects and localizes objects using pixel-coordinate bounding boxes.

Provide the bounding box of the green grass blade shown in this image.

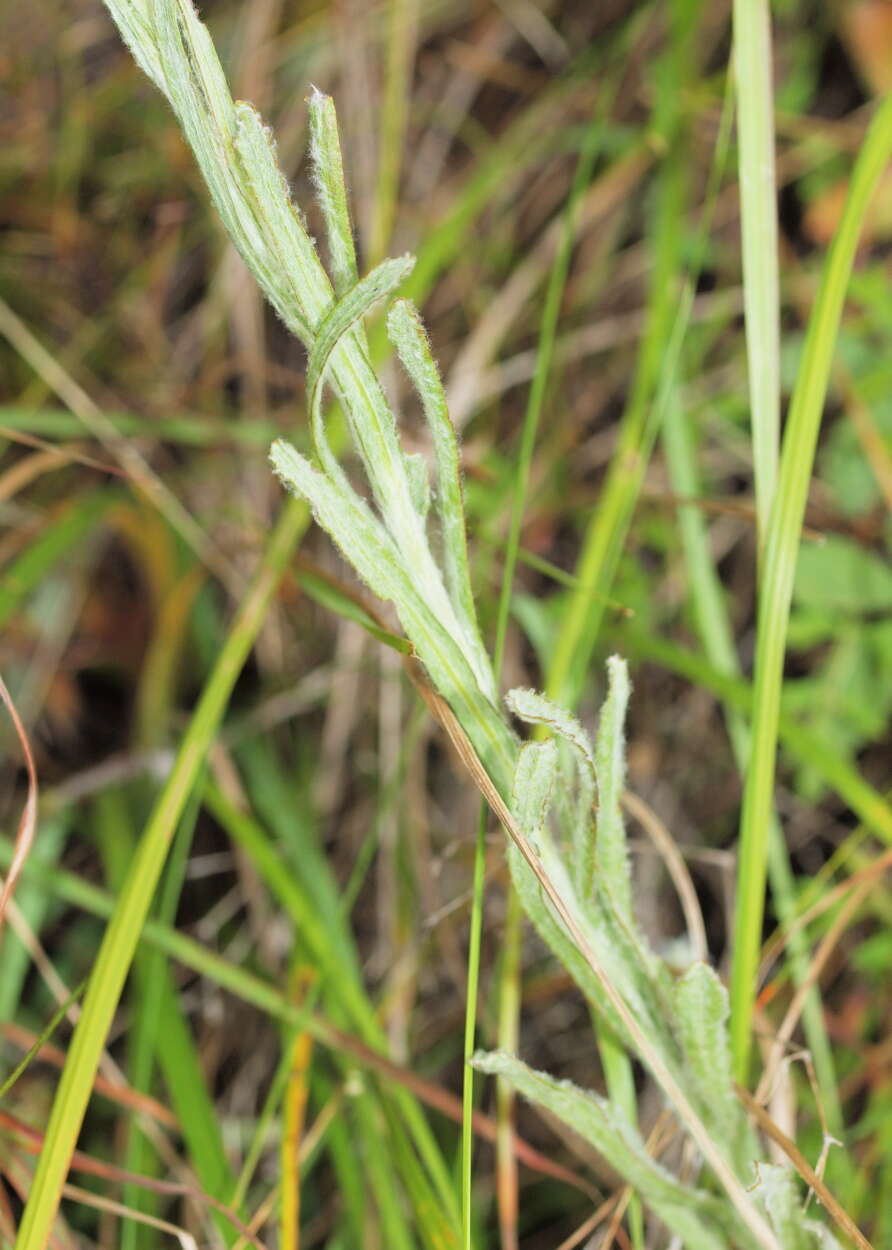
[202,780,376,1039]
[0,490,112,630]
[661,387,845,1136]
[203,777,460,1233]
[460,805,488,1250]
[0,407,281,446]
[0,815,68,1021]
[153,968,239,1234]
[733,0,781,543]
[13,497,307,1250]
[368,0,418,265]
[730,93,892,1080]
[544,124,687,708]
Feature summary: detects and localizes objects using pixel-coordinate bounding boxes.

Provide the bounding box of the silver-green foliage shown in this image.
[757,1165,843,1250]
[472,1051,744,1250]
[100,3,832,1245]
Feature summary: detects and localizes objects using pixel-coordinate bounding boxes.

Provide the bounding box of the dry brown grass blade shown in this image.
[0,295,238,591]
[622,789,708,964]
[758,846,892,985]
[408,665,782,1250]
[756,879,873,1108]
[735,1084,874,1250]
[554,1192,624,1250]
[60,1183,203,1250]
[0,448,87,505]
[316,1017,597,1199]
[0,672,38,935]
[0,1022,178,1129]
[0,1109,265,1249]
[0,426,124,477]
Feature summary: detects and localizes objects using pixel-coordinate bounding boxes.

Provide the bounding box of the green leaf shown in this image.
[305,254,416,484]
[506,687,595,773]
[233,100,329,338]
[387,297,490,696]
[594,655,633,918]
[403,450,431,519]
[673,963,747,1167]
[756,1165,835,1250]
[270,440,517,787]
[793,534,892,614]
[308,87,359,297]
[511,740,559,849]
[153,969,238,1223]
[472,1051,743,1250]
[506,686,596,892]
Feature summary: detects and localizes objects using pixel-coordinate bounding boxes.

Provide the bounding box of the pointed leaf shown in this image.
[673,962,744,1158]
[308,87,359,296]
[305,255,415,481]
[594,655,633,915]
[506,686,596,888]
[473,1051,740,1250]
[233,100,330,338]
[511,740,559,849]
[403,451,431,519]
[387,298,481,654]
[757,1165,824,1250]
[270,440,517,786]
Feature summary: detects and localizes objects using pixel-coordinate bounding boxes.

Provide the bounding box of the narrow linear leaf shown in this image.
[12,497,309,1250]
[673,962,745,1162]
[155,3,272,298]
[270,439,410,608]
[505,688,595,777]
[733,0,781,542]
[594,655,632,916]
[731,93,892,1077]
[472,1051,743,1250]
[756,1165,831,1250]
[506,686,596,889]
[233,100,331,338]
[386,298,482,660]
[270,440,516,784]
[100,0,166,88]
[308,87,359,296]
[403,450,431,519]
[511,740,559,849]
[305,254,415,483]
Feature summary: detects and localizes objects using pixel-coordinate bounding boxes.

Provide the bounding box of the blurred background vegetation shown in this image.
[2,0,892,1246]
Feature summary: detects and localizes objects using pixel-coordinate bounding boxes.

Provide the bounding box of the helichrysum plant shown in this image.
[57,2,848,1247]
